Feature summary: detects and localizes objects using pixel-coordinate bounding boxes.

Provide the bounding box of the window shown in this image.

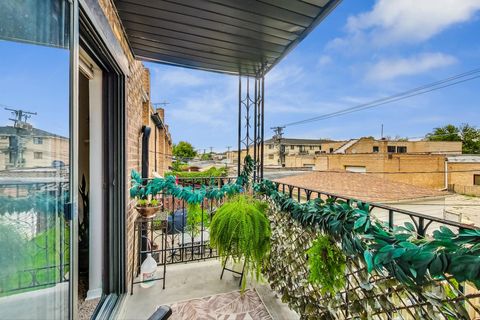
[310,146,314,150]
[268,144,273,149]
[373,146,379,153]
[397,146,407,153]
[345,166,366,173]
[34,152,43,159]
[319,145,322,150]
[387,146,396,153]
[474,175,480,186]
[33,137,43,144]
[329,148,334,153]
[290,145,294,150]
[268,154,274,160]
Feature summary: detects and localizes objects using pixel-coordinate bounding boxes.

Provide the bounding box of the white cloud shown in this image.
[366,52,457,81]
[265,64,304,88]
[332,0,480,48]
[317,55,332,67]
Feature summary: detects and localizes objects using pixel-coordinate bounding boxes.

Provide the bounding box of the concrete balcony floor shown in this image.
[119,260,299,320]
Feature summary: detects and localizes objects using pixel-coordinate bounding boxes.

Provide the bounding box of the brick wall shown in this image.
[285,153,448,189]
[97,0,147,291]
[448,162,480,187]
[97,0,175,290]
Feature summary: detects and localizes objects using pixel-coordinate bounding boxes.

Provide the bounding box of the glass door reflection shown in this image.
[0,1,72,318]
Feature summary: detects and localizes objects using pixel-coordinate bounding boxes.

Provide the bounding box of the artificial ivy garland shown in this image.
[130,156,480,291]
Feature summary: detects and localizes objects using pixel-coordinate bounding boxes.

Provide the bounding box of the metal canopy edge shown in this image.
[114,0,341,76]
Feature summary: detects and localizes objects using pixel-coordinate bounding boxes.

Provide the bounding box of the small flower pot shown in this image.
[135,205,160,218]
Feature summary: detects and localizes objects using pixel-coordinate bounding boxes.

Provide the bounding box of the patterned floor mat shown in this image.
[169,289,272,320]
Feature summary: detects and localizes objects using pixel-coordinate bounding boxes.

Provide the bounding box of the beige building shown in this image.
[284,150,480,191]
[0,124,69,170]
[447,155,480,196]
[332,137,462,154]
[228,137,462,169]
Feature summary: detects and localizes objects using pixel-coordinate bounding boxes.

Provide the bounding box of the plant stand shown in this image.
[220,257,246,287]
[130,215,168,294]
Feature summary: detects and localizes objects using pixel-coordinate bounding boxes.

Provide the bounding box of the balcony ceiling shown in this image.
[114,0,340,76]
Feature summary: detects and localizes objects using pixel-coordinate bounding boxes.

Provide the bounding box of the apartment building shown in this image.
[333,137,462,154]
[0,124,69,170]
[283,138,467,189]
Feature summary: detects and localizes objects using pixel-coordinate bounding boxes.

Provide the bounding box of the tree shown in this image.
[426,124,480,154]
[173,141,197,159]
[200,153,213,160]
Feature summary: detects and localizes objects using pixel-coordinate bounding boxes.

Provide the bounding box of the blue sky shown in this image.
[0,41,70,137]
[0,1,479,151]
[146,0,480,152]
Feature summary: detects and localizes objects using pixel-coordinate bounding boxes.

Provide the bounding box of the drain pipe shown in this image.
[141,126,151,180]
[141,126,151,262]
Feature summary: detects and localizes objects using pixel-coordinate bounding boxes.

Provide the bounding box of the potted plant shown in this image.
[210,195,271,290]
[130,170,162,218]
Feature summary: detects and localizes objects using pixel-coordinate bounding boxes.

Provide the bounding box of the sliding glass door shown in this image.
[0,1,74,318]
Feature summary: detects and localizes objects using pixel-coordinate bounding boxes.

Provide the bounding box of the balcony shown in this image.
[122,173,480,319]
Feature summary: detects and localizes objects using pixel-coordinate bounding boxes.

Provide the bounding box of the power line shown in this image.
[280,68,480,127]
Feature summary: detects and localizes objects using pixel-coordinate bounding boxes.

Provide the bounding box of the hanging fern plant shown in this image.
[307,235,346,294]
[210,195,270,290]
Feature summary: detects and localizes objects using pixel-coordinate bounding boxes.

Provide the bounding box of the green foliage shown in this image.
[131,155,480,292]
[210,195,271,291]
[130,155,254,205]
[307,235,346,294]
[426,123,480,154]
[254,179,480,290]
[171,160,188,172]
[165,166,228,179]
[185,203,209,236]
[200,153,213,160]
[0,225,27,278]
[173,141,197,159]
[0,222,70,297]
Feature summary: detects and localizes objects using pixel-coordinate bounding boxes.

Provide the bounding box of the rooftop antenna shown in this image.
[226,146,232,153]
[5,107,37,127]
[153,101,170,108]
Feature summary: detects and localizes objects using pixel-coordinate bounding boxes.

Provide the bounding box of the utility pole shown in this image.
[226,146,232,153]
[5,107,37,168]
[5,107,37,127]
[271,126,285,166]
[381,124,384,139]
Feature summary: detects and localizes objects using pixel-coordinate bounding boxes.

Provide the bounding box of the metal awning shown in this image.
[114,0,340,76]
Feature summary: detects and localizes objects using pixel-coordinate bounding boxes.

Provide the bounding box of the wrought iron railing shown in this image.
[0,180,69,296]
[143,176,238,265]
[273,181,476,235]
[267,181,479,319]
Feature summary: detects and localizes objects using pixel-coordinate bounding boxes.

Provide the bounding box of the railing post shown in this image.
[388,209,394,230]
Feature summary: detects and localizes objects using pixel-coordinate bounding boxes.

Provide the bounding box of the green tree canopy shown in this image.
[173,141,197,159]
[426,124,480,154]
[200,153,213,160]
